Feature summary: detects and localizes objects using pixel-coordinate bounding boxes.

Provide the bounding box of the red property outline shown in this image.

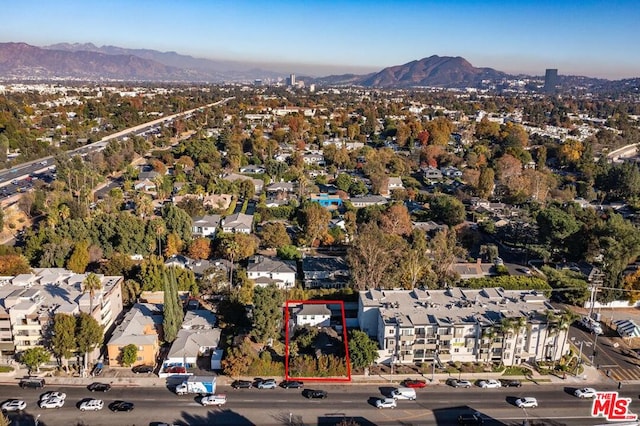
[284,300,352,382]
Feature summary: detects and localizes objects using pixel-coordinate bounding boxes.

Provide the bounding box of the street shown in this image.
[1,381,638,425]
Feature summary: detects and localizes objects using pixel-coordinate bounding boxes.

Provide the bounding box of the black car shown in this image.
[87,382,111,392]
[502,379,522,387]
[231,380,252,389]
[109,401,135,412]
[302,389,327,399]
[458,413,484,425]
[280,380,304,389]
[132,365,154,374]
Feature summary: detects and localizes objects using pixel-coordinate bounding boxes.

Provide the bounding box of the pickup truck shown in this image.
[175,376,216,395]
[201,394,226,406]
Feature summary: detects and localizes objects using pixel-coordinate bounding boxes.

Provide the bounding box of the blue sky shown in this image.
[3,0,638,78]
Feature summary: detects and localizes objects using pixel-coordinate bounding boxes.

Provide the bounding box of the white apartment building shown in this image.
[358,287,569,367]
[0,268,123,355]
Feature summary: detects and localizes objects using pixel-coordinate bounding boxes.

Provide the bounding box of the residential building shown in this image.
[0,268,123,355]
[221,213,254,234]
[246,255,297,289]
[386,177,404,194]
[295,304,331,327]
[192,215,222,238]
[422,166,443,180]
[309,193,343,211]
[107,303,162,367]
[302,152,325,166]
[349,195,388,208]
[544,69,558,93]
[222,173,264,194]
[441,166,463,178]
[450,260,496,280]
[239,165,266,174]
[203,194,232,211]
[302,256,350,289]
[165,328,221,369]
[358,287,568,367]
[164,255,227,280]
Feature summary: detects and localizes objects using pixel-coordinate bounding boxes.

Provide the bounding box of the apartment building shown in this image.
[358,287,568,367]
[0,268,124,355]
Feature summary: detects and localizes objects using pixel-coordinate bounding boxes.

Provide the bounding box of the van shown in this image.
[391,387,416,400]
[580,316,603,335]
[19,377,45,389]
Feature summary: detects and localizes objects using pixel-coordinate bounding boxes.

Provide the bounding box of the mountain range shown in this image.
[0,42,637,92]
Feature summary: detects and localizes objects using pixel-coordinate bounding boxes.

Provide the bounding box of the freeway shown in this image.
[0,97,234,199]
[0,381,637,426]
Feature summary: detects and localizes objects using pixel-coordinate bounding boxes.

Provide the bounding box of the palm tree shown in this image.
[511,316,527,365]
[558,310,580,361]
[499,317,516,366]
[82,272,102,315]
[545,310,560,361]
[221,237,240,287]
[481,326,498,364]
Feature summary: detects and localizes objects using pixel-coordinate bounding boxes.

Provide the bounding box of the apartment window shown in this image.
[454,348,460,353]
[137,356,142,361]
[402,329,413,336]
[138,346,143,351]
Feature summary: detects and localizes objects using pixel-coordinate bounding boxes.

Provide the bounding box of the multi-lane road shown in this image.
[1,381,637,426]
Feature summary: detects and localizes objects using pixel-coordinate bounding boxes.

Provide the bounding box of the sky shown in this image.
[2,0,639,79]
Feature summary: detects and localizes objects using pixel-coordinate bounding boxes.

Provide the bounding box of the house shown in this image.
[246,255,297,289]
[203,194,232,211]
[221,213,254,234]
[134,178,157,192]
[309,193,343,211]
[107,303,162,367]
[192,215,222,238]
[302,152,325,166]
[223,173,264,194]
[182,310,217,330]
[295,304,331,327]
[387,177,404,191]
[266,182,295,196]
[239,165,266,174]
[349,195,387,208]
[441,166,463,178]
[450,259,495,279]
[165,255,227,280]
[358,287,568,366]
[412,221,448,235]
[302,256,350,289]
[422,166,443,180]
[164,328,221,369]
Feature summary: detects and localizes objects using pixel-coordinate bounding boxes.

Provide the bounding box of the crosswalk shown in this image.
[607,366,640,381]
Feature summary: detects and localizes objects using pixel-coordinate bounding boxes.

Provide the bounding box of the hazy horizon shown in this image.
[3,0,639,80]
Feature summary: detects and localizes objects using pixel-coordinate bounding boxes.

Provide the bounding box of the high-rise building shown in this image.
[544,69,558,93]
[288,74,296,86]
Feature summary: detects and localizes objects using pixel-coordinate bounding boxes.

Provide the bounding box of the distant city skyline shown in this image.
[3,0,639,79]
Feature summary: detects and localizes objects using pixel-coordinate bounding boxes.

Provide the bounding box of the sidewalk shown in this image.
[0,364,610,389]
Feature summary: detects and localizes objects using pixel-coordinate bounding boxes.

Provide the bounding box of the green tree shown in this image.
[82,272,102,314]
[429,195,465,226]
[348,330,379,370]
[50,313,76,371]
[298,201,331,247]
[162,203,193,243]
[477,167,495,198]
[251,285,284,343]
[277,244,301,260]
[259,222,291,249]
[221,340,255,378]
[121,344,138,367]
[66,240,90,273]
[20,347,50,373]
[76,312,103,374]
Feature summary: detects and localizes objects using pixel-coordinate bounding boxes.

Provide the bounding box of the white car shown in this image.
[375,398,397,409]
[41,391,67,401]
[1,399,26,412]
[515,397,538,408]
[79,399,104,411]
[201,394,227,406]
[479,379,502,388]
[574,387,598,399]
[39,397,65,409]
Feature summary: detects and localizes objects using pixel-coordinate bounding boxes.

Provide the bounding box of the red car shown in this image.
[402,379,427,388]
[166,366,187,374]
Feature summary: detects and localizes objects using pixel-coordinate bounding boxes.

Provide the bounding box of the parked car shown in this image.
[41,391,66,401]
[79,399,104,411]
[19,377,45,389]
[402,379,427,388]
[574,387,598,399]
[502,379,522,388]
[88,382,111,392]
[39,397,64,409]
[447,378,472,388]
[375,398,397,409]
[478,379,501,389]
[109,401,135,412]
[132,365,154,374]
[231,380,252,389]
[302,389,327,399]
[458,413,484,425]
[256,379,277,389]
[515,397,538,408]
[280,380,304,389]
[201,395,227,406]
[166,366,187,374]
[1,400,26,412]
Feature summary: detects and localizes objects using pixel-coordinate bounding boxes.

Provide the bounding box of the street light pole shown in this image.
[575,341,584,376]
